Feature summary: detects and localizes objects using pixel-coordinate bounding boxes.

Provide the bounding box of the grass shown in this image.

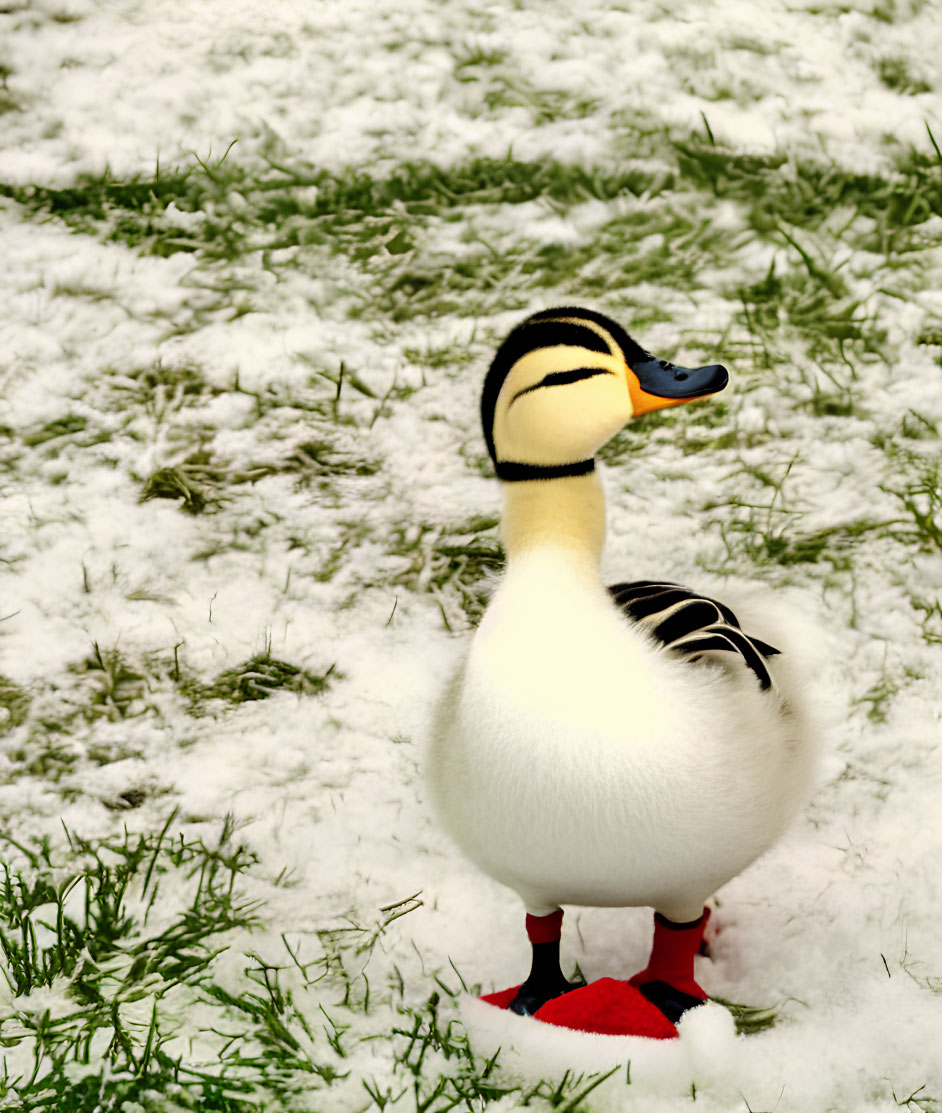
[3,117,940,284]
[673,129,942,244]
[0,821,631,1112]
[715,511,896,569]
[107,359,228,423]
[141,465,212,514]
[73,642,155,723]
[88,353,385,514]
[0,816,267,1110]
[1,638,337,789]
[0,677,30,736]
[875,55,932,94]
[701,452,903,571]
[139,436,381,514]
[883,453,942,552]
[736,246,886,367]
[199,648,337,705]
[709,997,785,1037]
[376,515,503,629]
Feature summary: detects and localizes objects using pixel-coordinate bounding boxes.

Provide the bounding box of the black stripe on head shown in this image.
[527,307,650,366]
[510,366,614,405]
[481,309,635,465]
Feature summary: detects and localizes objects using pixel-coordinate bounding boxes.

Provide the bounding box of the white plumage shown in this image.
[431,544,814,921]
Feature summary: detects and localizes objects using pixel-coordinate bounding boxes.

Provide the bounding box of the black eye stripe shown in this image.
[510,366,614,404]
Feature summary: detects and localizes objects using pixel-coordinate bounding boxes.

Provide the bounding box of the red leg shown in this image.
[628,908,710,1023]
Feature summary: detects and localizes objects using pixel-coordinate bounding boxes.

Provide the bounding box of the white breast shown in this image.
[427,548,813,918]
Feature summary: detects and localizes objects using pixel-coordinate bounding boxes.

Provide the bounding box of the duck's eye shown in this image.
[511,366,613,405]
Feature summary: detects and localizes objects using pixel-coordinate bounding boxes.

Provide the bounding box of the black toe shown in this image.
[637,980,706,1024]
[509,975,586,1017]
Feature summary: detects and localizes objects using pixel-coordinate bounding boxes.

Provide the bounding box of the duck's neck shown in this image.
[499,469,606,579]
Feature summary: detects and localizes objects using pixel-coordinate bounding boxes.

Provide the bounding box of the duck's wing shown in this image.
[607,580,780,691]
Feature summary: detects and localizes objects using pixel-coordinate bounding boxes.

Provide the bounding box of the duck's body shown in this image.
[427,307,816,1030]
[432,490,812,924]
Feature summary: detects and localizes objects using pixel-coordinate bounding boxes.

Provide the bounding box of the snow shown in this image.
[2,0,942,1109]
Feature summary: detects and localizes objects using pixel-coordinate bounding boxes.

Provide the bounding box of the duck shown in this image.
[427,306,816,1038]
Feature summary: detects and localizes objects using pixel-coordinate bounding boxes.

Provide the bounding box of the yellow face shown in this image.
[492,343,632,468]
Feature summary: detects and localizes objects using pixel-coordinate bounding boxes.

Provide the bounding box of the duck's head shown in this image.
[482,307,728,481]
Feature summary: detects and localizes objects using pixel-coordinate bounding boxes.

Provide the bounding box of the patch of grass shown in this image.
[856,668,902,724]
[258,437,381,483]
[452,44,604,123]
[402,339,477,371]
[107,359,226,418]
[6,724,81,782]
[140,465,211,514]
[140,434,380,515]
[718,516,893,568]
[737,250,885,368]
[871,0,934,23]
[875,55,932,94]
[4,125,941,339]
[16,411,114,460]
[453,42,510,76]
[0,816,273,1111]
[378,516,503,629]
[21,415,92,448]
[525,203,737,293]
[890,1082,939,1112]
[0,59,16,114]
[883,453,942,551]
[361,192,742,324]
[711,996,783,1036]
[871,410,939,452]
[706,458,895,569]
[600,398,737,462]
[675,133,942,240]
[911,597,942,645]
[200,641,337,706]
[49,7,84,22]
[916,327,942,350]
[0,675,30,735]
[0,151,662,264]
[71,642,153,723]
[0,165,207,254]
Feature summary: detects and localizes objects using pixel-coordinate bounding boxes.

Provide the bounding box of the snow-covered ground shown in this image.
[1,1,941,1109]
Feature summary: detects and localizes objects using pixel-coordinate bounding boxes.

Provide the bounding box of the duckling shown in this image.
[428,307,815,1036]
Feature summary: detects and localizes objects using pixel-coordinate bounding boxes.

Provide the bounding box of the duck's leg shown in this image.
[628,908,710,1024]
[509,908,585,1016]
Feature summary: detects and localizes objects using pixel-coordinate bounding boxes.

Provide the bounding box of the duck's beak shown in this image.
[626,355,728,417]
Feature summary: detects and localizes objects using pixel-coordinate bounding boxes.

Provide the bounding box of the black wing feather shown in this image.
[608,580,780,691]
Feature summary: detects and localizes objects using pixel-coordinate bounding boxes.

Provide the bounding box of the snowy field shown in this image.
[1,0,942,1109]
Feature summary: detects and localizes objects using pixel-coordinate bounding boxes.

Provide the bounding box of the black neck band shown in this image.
[494,458,596,482]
